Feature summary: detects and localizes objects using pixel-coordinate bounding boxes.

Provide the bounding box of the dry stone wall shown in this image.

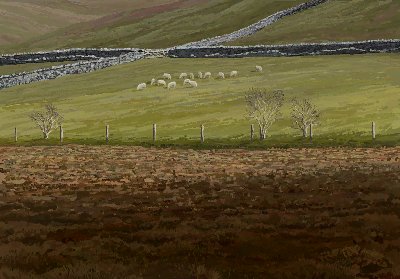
[179,0,329,47]
[0,50,166,90]
[1,40,399,90]
[169,40,400,58]
[1,0,399,90]
[0,48,142,66]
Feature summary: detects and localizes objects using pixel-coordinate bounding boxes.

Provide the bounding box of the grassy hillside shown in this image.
[0,0,179,52]
[0,0,95,47]
[1,0,304,53]
[2,0,400,53]
[229,0,400,46]
[0,54,399,146]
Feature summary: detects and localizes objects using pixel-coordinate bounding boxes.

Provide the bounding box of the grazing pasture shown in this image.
[0,54,399,145]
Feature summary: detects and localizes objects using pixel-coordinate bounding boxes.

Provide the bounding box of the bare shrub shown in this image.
[29,104,63,139]
[290,98,320,137]
[245,88,284,140]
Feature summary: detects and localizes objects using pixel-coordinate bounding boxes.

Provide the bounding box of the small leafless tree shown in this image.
[29,104,63,139]
[290,98,320,137]
[245,88,284,140]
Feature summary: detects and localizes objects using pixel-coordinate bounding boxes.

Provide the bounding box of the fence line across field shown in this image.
[12,122,379,144]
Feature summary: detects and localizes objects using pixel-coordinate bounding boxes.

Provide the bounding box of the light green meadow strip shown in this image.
[0,54,399,146]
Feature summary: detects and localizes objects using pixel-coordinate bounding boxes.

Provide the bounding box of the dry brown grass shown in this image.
[0,146,400,278]
[0,0,178,50]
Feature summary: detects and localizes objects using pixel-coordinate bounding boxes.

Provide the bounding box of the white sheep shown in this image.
[179,73,188,79]
[189,73,195,79]
[167,81,177,89]
[163,73,172,80]
[217,72,225,79]
[256,65,263,72]
[150,78,156,86]
[203,72,211,79]
[157,80,167,87]
[198,72,203,79]
[230,70,238,78]
[186,80,198,88]
[183,78,191,85]
[137,83,147,91]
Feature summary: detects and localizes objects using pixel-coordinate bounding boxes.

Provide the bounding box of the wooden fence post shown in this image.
[14,127,17,142]
[152,124,157,142]
[309,123,313,142]
[106,125,109,143]
[250,124,254,141]
[372,121,376,140]
[200,124,205,143]
[60,125,64,143]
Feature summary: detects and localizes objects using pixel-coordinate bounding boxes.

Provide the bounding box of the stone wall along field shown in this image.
[0,48,143,66]
[179,0,329,47]
[169,40,400,58]
[0,49,167,90]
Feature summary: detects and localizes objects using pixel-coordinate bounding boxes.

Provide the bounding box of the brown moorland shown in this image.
[0,146,400,278]
[0,0,180,50]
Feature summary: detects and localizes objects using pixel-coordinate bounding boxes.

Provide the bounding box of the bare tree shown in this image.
[30,104,63,139]
[290,98,320,137]
[245,88,284,140]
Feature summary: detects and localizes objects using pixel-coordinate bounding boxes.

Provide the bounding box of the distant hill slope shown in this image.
[0,0,303,53]
[228,0,400,46]
[0,0,94,46]
[0,0,180,52]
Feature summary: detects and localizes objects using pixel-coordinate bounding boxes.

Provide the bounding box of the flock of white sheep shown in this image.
[136,65,263,91]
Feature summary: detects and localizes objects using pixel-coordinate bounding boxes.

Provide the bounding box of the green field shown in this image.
[0,62,75,76]
[0,54,399,146]
[1,0,303,53]
[229,0,400,46]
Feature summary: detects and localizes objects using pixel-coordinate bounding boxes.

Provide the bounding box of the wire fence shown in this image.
[11,122,378,144]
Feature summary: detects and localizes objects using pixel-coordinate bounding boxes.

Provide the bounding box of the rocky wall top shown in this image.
[0,48,143,66]
[169,40,400,58]
[179,0,329,47]
[0,49,169,90]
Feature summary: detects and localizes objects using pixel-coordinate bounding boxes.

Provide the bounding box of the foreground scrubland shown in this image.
[0,146,400,278]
